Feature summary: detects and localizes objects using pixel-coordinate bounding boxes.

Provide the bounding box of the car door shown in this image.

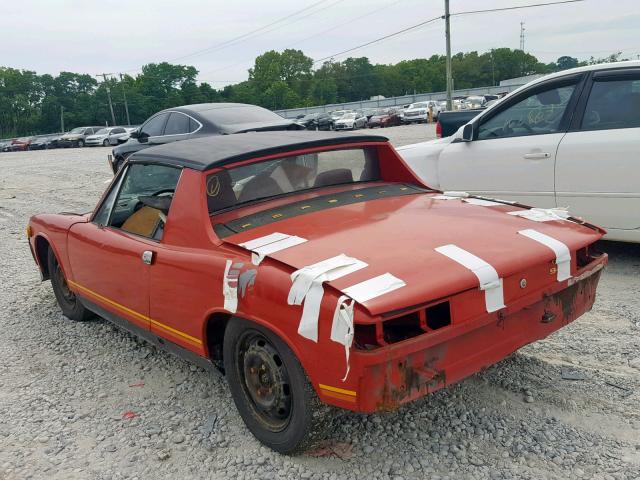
[437,75,584,206]
[555,68,640,236]
[67,163,181,331]
[161,112,199,143]
[138,112,170,146]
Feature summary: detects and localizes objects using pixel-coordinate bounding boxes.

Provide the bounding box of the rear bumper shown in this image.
[318,254,607,413]
[403,113,429,122]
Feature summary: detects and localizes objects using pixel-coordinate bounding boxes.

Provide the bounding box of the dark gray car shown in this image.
[110,103,302,173]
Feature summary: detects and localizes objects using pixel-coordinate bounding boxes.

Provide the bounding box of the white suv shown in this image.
[402,101,441,123]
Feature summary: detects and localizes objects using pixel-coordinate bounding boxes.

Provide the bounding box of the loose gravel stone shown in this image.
[0,127,639,479]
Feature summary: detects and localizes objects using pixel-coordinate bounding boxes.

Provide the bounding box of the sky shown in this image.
[2,0,638,87]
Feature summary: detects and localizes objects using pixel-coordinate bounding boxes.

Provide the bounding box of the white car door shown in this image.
[437,76,584,207]
[555,68,640,240]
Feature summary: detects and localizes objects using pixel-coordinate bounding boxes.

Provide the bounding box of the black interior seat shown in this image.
[238,174,283,203]
[207,170,238,212]
[313,169,353,187]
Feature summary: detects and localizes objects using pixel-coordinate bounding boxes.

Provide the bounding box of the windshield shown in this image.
[341,113,356,120]
[96,128,110,135]
[69,127,84,134]
[206,147,380,214]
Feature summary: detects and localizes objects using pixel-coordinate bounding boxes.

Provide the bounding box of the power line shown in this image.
[197,0,400,79]
[450,0,586,17]
[111,0,335,75]
[311,0,588,66]
[312,15,443,64]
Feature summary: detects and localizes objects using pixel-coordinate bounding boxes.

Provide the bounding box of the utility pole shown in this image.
[444,0,453,111]
[101,73,117,126]
[519,22,526,76]
[491,49,495,86]
[60,105,65,133]
[119,74,131,126]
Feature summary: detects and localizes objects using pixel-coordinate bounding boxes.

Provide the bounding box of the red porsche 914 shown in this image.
[28,131,607,453]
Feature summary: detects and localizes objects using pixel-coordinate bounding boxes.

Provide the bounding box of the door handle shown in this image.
[141,251,154,265]
[523,152,550,160]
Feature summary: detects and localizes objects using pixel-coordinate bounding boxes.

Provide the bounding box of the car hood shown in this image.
[222,191,603,315]
[396,137,455,189]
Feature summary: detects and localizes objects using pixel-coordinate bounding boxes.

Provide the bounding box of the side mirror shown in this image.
[461,123,474,142]
[129,129,141,139]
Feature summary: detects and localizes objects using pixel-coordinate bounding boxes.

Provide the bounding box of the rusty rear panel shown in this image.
[353,256,605,413]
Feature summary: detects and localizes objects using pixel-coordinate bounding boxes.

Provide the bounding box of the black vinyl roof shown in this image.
[129,131,389,171]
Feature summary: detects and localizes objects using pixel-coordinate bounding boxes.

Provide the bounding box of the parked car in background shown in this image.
[367,108,401,128]
[334,111,368,130]
[463,96,487,110]
[10,137,34,151]
[86,127,130,147]
[29,130,606,454]
[111,103,303,173]
[399,60,640,242]
[315,113,334,131]
[403,101,441,123]
[0,140,13,152]
[28,135,60,150]
[362,108,378,120]
[329,110,354,124]
[297,113,319,130]
[109,127,139,146]
[58,126,103,148]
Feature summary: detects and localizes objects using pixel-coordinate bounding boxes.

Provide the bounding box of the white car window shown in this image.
[581,78,640,130]
[477,84,576,140]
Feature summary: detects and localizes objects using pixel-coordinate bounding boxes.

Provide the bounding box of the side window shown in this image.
[140,114,169,137]
[477,83,577,140]
[189,117,200,133]
[582,78,640,130]
[164,113,191,136]
[108,164,182,240]
[112,127,125,134]
[93,171,126,226]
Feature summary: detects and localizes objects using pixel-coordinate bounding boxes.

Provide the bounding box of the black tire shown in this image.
[77,139,84,148]
[48,248,92,321]
[223,317,331,454]
[103,139,109,147]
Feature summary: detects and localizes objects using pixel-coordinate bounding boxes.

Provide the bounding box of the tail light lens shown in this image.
[436,121,442,138]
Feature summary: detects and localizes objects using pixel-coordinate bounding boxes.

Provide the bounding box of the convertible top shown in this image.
[129,131,389,171]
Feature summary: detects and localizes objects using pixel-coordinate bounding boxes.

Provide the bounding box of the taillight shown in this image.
[436,121,442,138]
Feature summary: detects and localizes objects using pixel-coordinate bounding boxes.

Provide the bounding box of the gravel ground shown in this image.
[1,124,639,480]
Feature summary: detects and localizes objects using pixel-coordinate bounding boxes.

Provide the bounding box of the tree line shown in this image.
[0,48,626,137]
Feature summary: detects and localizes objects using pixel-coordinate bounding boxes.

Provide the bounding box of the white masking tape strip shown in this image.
[239,232,307,265]
[463,198,504,207]
[222,260,238,313]
[433,191,469,200]
[507,207,570,222]
[330,295,355,382]
[432,195,459,200]
[435,244,505,313]
[342,273,406,304]
[518,229,572,281]
[289,254,367,342]
[441,191,470,198]
[239,232,290,250]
